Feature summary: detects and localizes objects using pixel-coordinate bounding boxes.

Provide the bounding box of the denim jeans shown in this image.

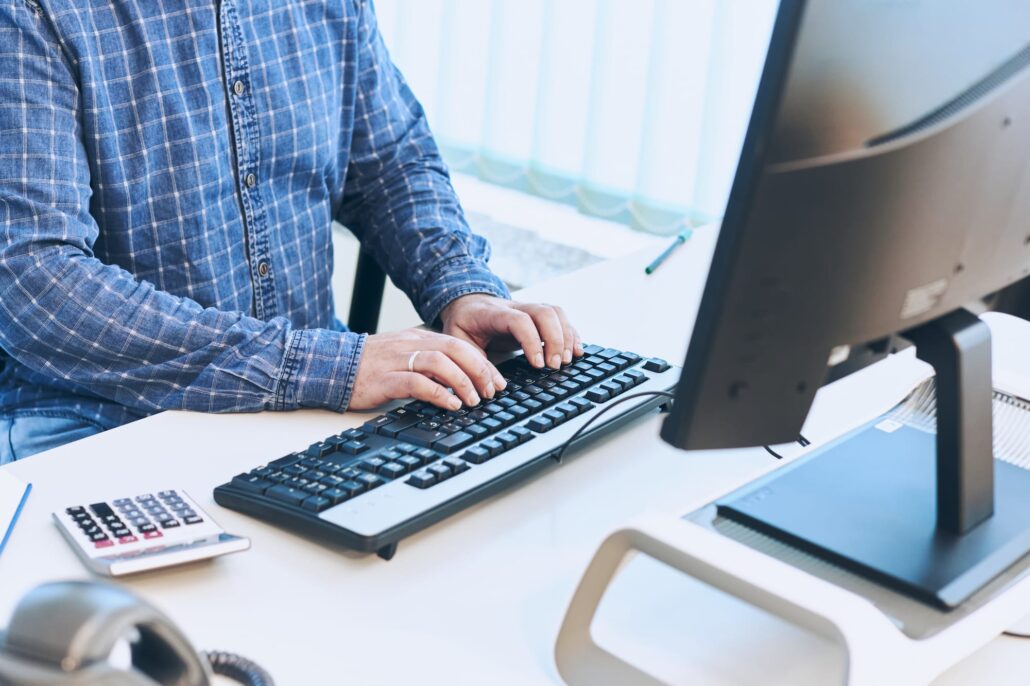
[0,413,104,465]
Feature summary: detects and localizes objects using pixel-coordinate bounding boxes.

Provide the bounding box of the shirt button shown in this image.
[233,80,245,96]
[258,262,270,277]
[245,173,257,188]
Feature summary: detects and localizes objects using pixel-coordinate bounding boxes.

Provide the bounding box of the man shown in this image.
[0,0,580,462]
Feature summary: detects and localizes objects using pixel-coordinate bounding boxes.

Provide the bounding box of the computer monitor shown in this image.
[661,0,1030,609]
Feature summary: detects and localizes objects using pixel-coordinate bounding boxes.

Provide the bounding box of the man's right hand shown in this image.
[348,328,507,411]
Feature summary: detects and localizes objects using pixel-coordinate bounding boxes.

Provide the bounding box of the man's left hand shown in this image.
[440,294,583,370]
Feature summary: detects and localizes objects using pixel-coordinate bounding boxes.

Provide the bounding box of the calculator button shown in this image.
[90,502,116,517]
[66,506,86,515]
[182,515,204,525]
[138,523,157,533]
[88,532,108,542]
[118,535,138,544]
[157,490,178,499]
[143,531,163,540]
[95,540,114,549]
[159,520,180,529]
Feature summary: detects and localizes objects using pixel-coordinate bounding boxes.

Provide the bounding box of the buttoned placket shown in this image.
[217,0,278,319]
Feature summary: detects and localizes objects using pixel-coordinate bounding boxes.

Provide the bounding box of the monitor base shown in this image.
[718,421,1030,609]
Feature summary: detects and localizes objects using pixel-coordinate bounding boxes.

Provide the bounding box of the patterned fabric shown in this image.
[0,0,508,432]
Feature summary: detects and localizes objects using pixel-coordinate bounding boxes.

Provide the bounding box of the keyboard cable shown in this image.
[553,391,676,464]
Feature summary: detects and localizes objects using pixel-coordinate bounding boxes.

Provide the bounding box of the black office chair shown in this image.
[347,249,388,335]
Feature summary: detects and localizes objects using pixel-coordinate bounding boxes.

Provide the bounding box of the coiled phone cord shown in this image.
[202,651,275,686]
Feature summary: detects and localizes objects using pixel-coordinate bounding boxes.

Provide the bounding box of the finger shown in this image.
[552,305,581,362]
[386,371,463,411]
[423,333,504,397]
[524,304,565,369]
[411,349,481,406]
[494,309,545,368]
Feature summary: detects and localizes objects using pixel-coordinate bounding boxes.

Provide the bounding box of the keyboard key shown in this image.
[306,443,336,458]
[598,348,621,359]
[597,362,616,375]
[585,388,610,403]
[544,409,566,424]
[302,496,332,513]
[395,442,418,453]
[428,463,452,481]
[267,485,307,505]
[481,438,505,456]
[509,426,534,444]
[522,398,543,411]
[320,475,345,488]
[379,463,406,479]
[231,474,272,494]
[357,473,386,490]
[340,440,369,455]
[527,417,553,433]
[582,344,603,355]
[442,458,470,475]
[496,432,519,451]
[556,402,580,418]
[433,431,475,453]
[322,488,352,505]
[407,470,436,489]
[414,448,438,464]
[338,480,366,496]
[395,427,449,448]
[361,415,395,433]
[302,482,328,494]
[359,457,387,472]
[494,411,515,426]
[283,464,307,476]
[465,423,488,439]
[498,397,517,408]
[625,369,647,385]
[480,417,503,432]
[611,376,633,392]
[643,358,670,373]
[509,405,531,420]
[570,396,594,412]
[600,380,623,396]
[536,392,556,404]
[341,428,366,440]
[584,368,605,380]
[462,445,491,464]
[396,455,422,471]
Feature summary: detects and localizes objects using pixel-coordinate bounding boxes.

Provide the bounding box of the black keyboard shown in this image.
[213,344,679,559]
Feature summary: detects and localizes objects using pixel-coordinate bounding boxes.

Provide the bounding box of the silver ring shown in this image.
[407,350,421,373]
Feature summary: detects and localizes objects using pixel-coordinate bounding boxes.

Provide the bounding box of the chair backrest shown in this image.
[347,249,387,334]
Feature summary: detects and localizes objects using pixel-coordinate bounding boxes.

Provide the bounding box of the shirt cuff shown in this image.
[418,254,511,326]
[274,329,367,412]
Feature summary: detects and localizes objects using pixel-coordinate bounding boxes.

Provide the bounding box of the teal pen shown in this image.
[644,227,693,275]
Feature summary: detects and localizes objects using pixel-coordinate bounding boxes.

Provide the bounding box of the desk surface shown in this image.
[2,227,1029,685]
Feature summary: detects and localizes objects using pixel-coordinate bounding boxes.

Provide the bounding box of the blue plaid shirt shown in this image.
[0,0,508,431]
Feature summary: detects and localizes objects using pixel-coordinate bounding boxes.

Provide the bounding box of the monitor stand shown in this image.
[718,309,1030,609]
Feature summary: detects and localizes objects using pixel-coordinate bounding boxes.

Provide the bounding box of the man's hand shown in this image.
[440,294,583,370]
[349,328,507,411]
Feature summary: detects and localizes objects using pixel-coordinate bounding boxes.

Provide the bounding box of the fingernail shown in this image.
[550,354,561,369]
[562,350,572,364]
[448,396,462,410]
[494,374,507,390]
[485,383,494,398]
[469,392,480,406]
[534,353,545,367]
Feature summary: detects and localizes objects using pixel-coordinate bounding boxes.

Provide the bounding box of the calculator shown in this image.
[52,489,250,576]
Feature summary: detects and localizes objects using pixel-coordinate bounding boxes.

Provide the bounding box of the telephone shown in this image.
[0,581,272,686]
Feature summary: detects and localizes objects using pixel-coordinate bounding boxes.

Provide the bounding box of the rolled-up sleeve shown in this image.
[336,0,510,326]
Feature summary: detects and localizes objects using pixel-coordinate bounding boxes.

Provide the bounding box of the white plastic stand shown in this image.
[554,511,1030,686]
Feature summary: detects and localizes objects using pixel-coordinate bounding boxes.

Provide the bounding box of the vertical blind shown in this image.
[374,0,778,234]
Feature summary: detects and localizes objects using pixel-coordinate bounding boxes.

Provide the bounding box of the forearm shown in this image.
[0,245,365,414]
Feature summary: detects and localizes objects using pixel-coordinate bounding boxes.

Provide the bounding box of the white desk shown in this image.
[1,227,1028,685]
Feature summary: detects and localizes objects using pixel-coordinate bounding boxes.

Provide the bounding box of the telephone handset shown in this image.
[0,581,272,686]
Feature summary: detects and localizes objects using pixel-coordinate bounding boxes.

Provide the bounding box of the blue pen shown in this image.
[645,227,693,275]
